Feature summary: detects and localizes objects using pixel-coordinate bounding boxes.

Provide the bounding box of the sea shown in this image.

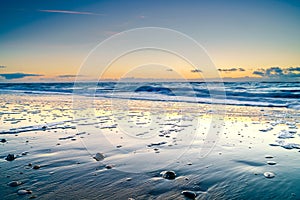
[0,82,299,110]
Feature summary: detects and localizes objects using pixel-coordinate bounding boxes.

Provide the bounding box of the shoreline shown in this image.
[1,93,299,199]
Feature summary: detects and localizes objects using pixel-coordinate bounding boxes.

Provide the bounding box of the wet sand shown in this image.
[1,94,300,200]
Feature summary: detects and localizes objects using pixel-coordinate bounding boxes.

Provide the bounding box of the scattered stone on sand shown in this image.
[5,154,15,161]
[94,153,105,161]
[160,171,176,180]
[21,151,29,156]
[116,145,122,148]
[17,189,32,195]
[33,165,41,170]
[181,190,196,199]
[7,181,22,187]
[1,138,6,143]
[264,172,275,178]
[29,195,37,199]
[265,155,274,159]
[267,161,277,165]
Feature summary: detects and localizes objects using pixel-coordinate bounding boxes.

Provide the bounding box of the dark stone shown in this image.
[105,164,114,169]
[181,190,196,199]
[5,154,15,161]
[17,189,32,195]
[1,139,7,143]
[7,181,22,187]
[161,171,176,180]
[33,165,40,169]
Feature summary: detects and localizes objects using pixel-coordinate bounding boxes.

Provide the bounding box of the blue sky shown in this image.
[0,0,300,81]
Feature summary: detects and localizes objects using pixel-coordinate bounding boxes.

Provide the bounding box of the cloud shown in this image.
[218,68,245,72]
[191,69,202,73]
[0,65,6,69]
[57,75,77,78]
[287,67,300,72]
[56,74,85,78]
[38,9,104,16]
[252,66,300,79]
[253,70,265,76]
[266,67,283,77]
[0,73,42,80]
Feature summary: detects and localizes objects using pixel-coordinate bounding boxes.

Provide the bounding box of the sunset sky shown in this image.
[0,0,300,82]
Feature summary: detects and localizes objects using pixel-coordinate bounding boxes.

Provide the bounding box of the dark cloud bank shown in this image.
[253,67,300,79]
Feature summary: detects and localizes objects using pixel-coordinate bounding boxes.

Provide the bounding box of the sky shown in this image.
[0,0,300,82]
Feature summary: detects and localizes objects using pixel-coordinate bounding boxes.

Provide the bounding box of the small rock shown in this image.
[267,161,277,165]
[116,145,122,148]
[265,155,274,159]
[29,195,37,199]
[105,164,114,169]
[21,151,29,156]
[1,139,7,143]
[17,189,32,195]
[94,153,105,161]
[181,190,196,199]
[5,154,15,161]
[7,181,22,187]
[264,172,275,178]
[160,171,176,180]
[33,165,40,170]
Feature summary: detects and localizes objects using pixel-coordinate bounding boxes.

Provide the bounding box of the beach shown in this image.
[1,92,300,200]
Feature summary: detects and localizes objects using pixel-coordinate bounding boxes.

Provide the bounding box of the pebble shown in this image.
[94,153,105,161]
[267,161,277,165]
[264,172,275,178]
[7,181,22,187]
[181,190,196,199]
[265,155,274,159]
[1,138,7,143]
[17,189,32,195]
[5,154,15,161]
[33,165,41,170]
[160,171,176,180]
[105,164,114,169]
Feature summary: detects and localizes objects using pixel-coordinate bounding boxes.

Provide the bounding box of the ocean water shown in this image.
[0,82,299,109]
